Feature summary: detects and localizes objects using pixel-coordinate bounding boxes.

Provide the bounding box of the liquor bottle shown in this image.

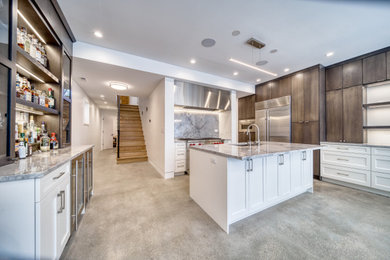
[39,91,46,107]
[24,34,31,53]
[50,132,58,150]
[48,88,55,109]
[40,122,50,152]
[30,35,37,59]
[18,140,26,159]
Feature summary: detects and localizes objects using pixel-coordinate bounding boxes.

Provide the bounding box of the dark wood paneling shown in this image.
[255,83,272,102]
[319,67,326,142]
[313,150,320,177]
[291,73,304,123]
[326,65,342,91]
[271,78,291,99]
[343,86,363,143]
[326,90,343,142]
[363,53,387,84]
[303,68,319,122]
[387,51,390,80]
[343,60,362,88]
[238,95,255,120]
[303,121,319,144]
[291,122,304,143]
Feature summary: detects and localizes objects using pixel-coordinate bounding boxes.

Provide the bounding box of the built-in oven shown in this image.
[238,119,255,133]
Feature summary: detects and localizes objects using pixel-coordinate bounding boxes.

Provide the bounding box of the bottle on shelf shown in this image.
[50,132,58,150]
[24,34,31,53]
[48,88,55,109]
[40,122,50,152]
[18,139,26,159]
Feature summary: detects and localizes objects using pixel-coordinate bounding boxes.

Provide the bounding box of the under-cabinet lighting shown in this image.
[229,58,277,77]
[16,104,44,115]
[16,64,45,83]
[17,10,46,44]
[224,99,231,110]
[174,107,220,115]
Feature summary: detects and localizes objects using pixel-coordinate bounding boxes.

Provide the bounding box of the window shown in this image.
[83,98,90,125]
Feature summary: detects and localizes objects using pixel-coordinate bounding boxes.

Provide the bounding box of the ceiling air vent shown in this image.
[246,38,265,49]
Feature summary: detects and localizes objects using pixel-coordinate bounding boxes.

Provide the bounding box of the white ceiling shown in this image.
[59,0,390,85]
[72,57,164,107]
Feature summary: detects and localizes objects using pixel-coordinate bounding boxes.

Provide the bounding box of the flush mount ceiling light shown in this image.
[201,38,216,47]
[16,64,45,83]
[326,52,334,57]
[270,49,278,54]
[17,10,46,44]
[284,68,290,72]
[110,82,129,91]
[94,31,103,38]
[256,60,268,66]
[229,58,277,77]
[190,58,196,64]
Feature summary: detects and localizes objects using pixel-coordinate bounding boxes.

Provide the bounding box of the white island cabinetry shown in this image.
[190,142,319,233]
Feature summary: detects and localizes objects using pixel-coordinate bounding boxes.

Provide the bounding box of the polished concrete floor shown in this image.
[62,149,390,260]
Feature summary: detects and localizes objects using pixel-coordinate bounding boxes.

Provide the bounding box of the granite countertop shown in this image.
[0,145,94,183]
[189,141,321,160]
[321,142,390,149]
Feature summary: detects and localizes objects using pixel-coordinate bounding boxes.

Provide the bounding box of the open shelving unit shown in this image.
[16,98,59,115]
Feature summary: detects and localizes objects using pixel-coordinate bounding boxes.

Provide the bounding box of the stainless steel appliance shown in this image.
[71,154,85,234]
[255,96,291,142]
[238,119,255,133]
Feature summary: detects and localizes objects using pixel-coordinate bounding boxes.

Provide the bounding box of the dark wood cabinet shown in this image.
[343,86,363,143]
[255,83,272,102]
[303,68,319,122]
[291,73,304,123]
[238,95,255,120]
[326,66,342,91]
[291,122,304,143]
[303,121,319,144]
[326,90,343,142]
[363,53,387,84]
[271,78,291,99]
[343,60,362,88]
[387,51,390,80]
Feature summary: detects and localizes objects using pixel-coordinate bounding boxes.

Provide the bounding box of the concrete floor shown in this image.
[61,149,390,260]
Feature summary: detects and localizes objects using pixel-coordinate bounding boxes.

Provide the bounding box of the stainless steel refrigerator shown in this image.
[255,96,291,142]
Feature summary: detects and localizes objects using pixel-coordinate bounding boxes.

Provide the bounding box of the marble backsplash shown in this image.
[174,112,219,139]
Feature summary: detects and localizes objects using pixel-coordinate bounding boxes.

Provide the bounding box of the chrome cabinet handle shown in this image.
[246,159,253,172]
[177,153,185,156]
[53,171,66,180]
[57,193,63,214]
[61,190,65,211]
[302,151,307,161]
[278,154,284,165]
[304,121,309,123]
[337,147,349,150]
[337,172,349,176]
[298,121,304,124]
[337,158,349,161]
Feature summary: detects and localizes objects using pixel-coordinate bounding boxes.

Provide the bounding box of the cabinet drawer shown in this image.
[36,163,71,202]
[372,147,390,157]
[372,171,390,192]
[175,160,186,172]
[372,155,390,174]
[322,144,370,155]
[321,164,370,187]
[321,151,370,170]
[175,148,186,160]
[175,142,186,149]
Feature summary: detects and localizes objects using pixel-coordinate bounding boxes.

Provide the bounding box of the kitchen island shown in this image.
[189,142,321,233]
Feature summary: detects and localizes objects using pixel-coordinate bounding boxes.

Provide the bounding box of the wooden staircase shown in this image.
[117,104,148,164]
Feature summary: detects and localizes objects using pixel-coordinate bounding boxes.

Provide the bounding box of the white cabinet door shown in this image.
[228,160,247,220]
[277,153,291,197]
[248,157,264,212]
[57,177,70,257]
[265,156,278,202]
[302,150,313,187]
[291,151,303,192]
[37,188,58,260]
[372,171,390,192]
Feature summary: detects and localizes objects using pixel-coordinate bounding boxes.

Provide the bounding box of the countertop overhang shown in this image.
[189,142,321,160]
[0,145,94,182]
[321,141,390,148]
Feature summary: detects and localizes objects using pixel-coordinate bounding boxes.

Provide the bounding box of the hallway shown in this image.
[62,149,390,260]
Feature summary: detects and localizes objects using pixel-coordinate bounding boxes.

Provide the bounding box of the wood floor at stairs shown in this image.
[117,104,148,164]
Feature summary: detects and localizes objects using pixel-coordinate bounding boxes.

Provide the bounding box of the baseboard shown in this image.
[148,159,165,178]
[322,177,390,198]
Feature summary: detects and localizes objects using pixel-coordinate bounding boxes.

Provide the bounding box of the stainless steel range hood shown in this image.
[174,80,231,111]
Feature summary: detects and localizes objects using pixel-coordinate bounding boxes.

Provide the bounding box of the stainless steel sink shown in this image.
[230,142,260,147]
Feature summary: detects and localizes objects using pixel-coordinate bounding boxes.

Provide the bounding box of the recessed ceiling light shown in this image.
[104,101,107,104]
[256,60,268,66]
[270,49,278,54]
[233,71,238,76]
[256,79,261,82]
[326,52,334,57]
[229,58,277,77]
[94,31,103,38]
[201,38,216,47]
[110,82,129,90]
[100,94,105,98]
[190,58,196,64]
[284,68,290,72]
[232,30,240,36]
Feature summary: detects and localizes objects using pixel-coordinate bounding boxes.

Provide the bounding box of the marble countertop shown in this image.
[321,142,390,148]
[189,142,321,160]
[0,145,94,183]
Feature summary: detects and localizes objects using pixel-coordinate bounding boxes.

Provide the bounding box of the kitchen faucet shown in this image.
[246,123,260,147]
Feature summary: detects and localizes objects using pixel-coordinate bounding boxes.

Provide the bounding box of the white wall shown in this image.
[71,80,101,152]
[101,109,118,150]
[139,78,175,179]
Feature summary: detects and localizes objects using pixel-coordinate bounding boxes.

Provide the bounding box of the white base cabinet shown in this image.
[321,143,390,194]
[190,149,315,233]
